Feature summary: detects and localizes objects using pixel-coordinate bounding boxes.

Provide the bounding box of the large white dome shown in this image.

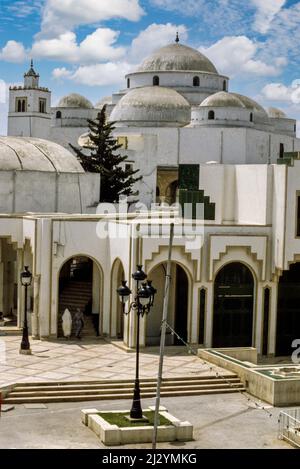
[0,137,84,173]
[110,86,191,127]
[137,43,218,74]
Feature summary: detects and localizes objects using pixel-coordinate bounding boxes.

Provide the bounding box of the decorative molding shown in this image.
[209,235,268,281]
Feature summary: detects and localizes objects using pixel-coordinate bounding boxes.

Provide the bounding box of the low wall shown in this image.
[198,348,300,406]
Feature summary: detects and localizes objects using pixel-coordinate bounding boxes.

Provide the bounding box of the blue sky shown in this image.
[1,0,300,134]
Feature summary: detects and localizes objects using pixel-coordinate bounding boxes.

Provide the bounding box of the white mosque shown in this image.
[1,37,300,358]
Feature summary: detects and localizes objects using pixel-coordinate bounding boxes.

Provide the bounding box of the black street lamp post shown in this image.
[117,265,156,420]
[20,266,32,355]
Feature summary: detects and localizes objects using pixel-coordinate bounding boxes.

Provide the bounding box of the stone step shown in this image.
[11,378,241,393]
[8,383,244,398]
[11,374,238,388]
[4,387,245,404]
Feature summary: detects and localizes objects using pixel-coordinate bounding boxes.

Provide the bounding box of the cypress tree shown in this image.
[70,105,142,203]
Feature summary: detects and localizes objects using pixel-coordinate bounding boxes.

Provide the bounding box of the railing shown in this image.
[278,409,300,448]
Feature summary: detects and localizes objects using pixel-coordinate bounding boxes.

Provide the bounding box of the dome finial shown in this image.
[175,32,179,43]
[30,58,33,68]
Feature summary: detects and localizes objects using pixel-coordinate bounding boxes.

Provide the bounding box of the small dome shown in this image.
[268,107,287,118]
[137,43,218,74]
[0,137,84,173]
[201,91,268,118]
[95,96,112,109]
[57,93,93,109]
[110,86,191,127]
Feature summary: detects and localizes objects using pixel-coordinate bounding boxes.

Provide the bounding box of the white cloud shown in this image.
[53,62,132,87]
[129,23,188,63]
[79,29,125,62]
[201,36,284,77]
[51,22,188,86]
[52,67,72,79]
[40,0,144,36]
[261,83,291,101]
[251,0,286,34]
[32,32,78,61]
[262,80,300,104]
[0,40,26,63]
[31,28,125,63]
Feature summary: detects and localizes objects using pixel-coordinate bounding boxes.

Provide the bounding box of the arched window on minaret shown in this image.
[153,76,160,86]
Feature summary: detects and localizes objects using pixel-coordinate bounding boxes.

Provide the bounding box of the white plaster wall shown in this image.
[49,126,89,150]
[126,71,228,97]
[234,165,269,225]
[0,171,100,214]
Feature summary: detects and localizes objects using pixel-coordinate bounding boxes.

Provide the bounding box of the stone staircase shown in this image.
[58,280,96,337]
[3,375,245,404]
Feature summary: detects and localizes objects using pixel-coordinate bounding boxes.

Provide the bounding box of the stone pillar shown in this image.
[16,249,24,328]
[31,275,40,339]
[140,314,146,348]
[268,282,278,355]
[204,282,214,347]
[254,283,264,353]
[127,226,138,349]
[38,219,52,338]
[190,283,199,344]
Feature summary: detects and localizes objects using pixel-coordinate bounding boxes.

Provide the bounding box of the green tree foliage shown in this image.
[70,105,142,203]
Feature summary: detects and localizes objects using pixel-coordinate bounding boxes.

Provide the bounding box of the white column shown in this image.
[268,282,278,355]
[31,275,40,339]
[38,219,52,338]
[204,283,213,347]
[17,249,24,328]
[254,283,264,353]
[190,283,199,344]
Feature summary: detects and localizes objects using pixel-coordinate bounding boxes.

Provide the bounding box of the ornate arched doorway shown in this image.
[58,256,101,338]
[146,262,189,346]
[276,263,300,356]
[213,262,254,347]
[110,259,125,339]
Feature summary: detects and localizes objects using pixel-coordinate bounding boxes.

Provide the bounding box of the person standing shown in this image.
[74,308,84,339]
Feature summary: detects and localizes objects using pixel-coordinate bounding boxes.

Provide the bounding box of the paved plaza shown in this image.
[0,394,291,449]
[0,334,296,449]
[0,335,233,388]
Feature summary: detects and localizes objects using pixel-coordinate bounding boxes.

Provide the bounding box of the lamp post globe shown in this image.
[20,266,32,355]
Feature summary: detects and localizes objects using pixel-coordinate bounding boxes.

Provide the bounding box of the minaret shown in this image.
[7,60,51,139]
[24,59,40,88]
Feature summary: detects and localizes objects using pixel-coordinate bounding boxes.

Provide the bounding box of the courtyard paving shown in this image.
[0,394,292,449]
[0,335,232,387]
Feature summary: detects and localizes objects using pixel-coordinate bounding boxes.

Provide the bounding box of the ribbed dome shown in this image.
[0,137,84,173]
[110,86,191,127]
[57,93,93,109]
[268,107,287,118]
[201,92,268,118]
[137,43,218,74]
